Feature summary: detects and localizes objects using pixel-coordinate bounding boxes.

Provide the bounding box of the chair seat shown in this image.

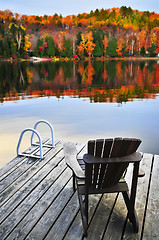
[78,181,129,195]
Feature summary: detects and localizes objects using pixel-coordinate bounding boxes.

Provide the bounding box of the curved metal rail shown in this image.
[17,128,43,159]
[31,120,54,148]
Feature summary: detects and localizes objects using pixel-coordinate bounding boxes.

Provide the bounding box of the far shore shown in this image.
[0,56,159,63]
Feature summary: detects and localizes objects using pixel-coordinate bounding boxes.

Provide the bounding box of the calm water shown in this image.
[0,60,159,168]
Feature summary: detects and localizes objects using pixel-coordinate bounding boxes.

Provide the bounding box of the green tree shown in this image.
[10,39,17,56]
[106,37,117,57]
[148,43,156,57]
[0,23,4,36]
[60,37,73,57]
[45,36,56,57]
[34,38,44,57]
[140,46,146,56]
[122,44,129,57]
[120,6,133,18]
[93,41,102,57]
[9,23,26,57]
[3,37,10,57]
[35,16,42,22]
[0,40,3,56]
[93,29,104,54]
[76,31,82,46]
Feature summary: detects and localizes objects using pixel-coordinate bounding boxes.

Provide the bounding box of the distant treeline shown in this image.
[0,6,159,58]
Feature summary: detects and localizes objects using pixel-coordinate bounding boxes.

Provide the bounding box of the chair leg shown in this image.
[77,186,88,237]
[122,191,139,232]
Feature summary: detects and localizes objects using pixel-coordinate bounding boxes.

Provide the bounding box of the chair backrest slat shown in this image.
[87,140,95,186]
[93,139,104,187]
[103,139,113,158]
[85,138,141,189]
[98,139,113,188]
[88,140,95,155]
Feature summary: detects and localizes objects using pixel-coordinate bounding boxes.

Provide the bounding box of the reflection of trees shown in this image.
[0,62,29,102]
[0,60,159,103]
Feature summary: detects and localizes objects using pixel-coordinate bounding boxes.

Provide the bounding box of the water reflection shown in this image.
[0,60,159,103]
[0,60,159,167]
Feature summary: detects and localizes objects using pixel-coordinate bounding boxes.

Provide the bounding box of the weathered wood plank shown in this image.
[123,153,153,239]
[64,194,102,240]
[0,141,62,207]
[0,138,49,178]
[84,193,118,240]
[0,158,67,239]
[0,142,85,240]
[44,192,79,240]
[25,178,74,240]
[0,141,53,192]
[0,138,53,183]
[0,145,64,223]
[102,193,126,240]
[6,168,73,240]
[0,139,157,240]
[142,155,159,240]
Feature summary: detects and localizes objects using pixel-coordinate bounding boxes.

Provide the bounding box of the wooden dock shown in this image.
[0,139,158,240]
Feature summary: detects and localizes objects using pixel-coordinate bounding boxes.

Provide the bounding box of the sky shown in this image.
[0,0,159,16]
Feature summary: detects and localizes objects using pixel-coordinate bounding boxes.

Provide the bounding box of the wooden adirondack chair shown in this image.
[63,138,143,237]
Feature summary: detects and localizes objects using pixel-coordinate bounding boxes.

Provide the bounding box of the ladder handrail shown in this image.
[17,128,43,159]
[31,120,54,148]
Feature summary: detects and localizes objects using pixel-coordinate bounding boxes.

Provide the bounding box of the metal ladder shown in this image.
[17,120,54,159]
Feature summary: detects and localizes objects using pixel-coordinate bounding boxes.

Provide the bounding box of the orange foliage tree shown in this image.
[77,31,95,57]
[53,32,65,51]
[86,31,96,57]
[117,38,125,56]
[102,35,108,56]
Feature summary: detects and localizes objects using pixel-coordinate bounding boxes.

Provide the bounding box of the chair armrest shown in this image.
[83,152,142,164]
[63,143,85,179]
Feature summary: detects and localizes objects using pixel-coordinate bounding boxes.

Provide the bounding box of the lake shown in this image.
[0,59,159,168]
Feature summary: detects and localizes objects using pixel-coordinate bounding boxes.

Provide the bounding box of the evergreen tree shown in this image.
[0,23,4,36]
[3,37,10,57]
[34,38,44,57]
[45,36,56,57]
[93,41,103,57]
[0,40,3,56]
[106,37,117,57]
[93,29,104,54]
[148,43,156,57]
[76,31,82,46]
[60,38,73,57]
[140,46,146,56]
[33,47,39,57]
[10,39,17,56]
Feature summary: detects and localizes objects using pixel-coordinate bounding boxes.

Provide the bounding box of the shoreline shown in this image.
[0,56,159,63]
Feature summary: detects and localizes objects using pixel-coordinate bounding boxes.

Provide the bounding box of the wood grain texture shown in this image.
[0,140,158,240]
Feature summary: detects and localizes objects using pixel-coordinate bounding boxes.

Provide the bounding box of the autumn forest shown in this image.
[0,6,159,59]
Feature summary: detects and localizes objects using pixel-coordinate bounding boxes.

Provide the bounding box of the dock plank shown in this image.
[64,194,102,240]
[102,193,127,240]
[142,155,159,240]
[85,193,118,240]
[123,153,154,239]
[0,141,62,207]
[6,168,73,240]
[0,144,64,223]
[0,156,67,239]
[0,138,49,179]
[44,192,79,240]
[25,178,74,240]
[0,140,158,240]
